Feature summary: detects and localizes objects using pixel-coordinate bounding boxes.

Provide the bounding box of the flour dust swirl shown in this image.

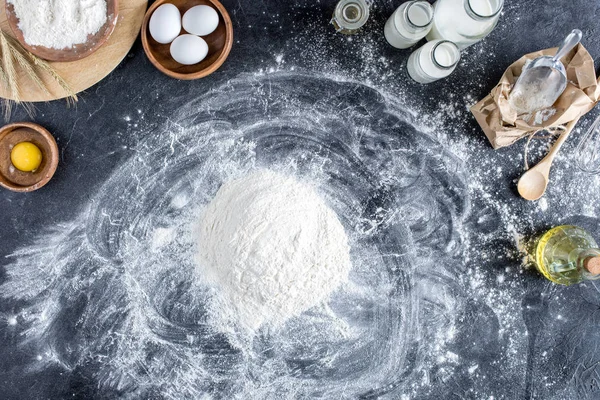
[0,72,469,399]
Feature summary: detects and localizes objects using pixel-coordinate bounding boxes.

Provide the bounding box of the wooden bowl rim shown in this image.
[4,0,120,62]
[141,0,233,80]
[0,122,59,193]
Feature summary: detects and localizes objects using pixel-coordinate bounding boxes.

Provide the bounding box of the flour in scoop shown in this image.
[7,0,108,49]
[196,170,352,331]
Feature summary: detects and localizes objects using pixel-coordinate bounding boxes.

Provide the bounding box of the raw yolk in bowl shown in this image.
[11,142,42,172]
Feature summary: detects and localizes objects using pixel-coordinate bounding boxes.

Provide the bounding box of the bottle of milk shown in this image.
[384,1,434,49]
[407,40,461,83]
[426,0,503,49]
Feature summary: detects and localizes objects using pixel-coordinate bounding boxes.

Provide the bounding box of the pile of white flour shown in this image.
[196,170,352,331]
[8,0,107,49]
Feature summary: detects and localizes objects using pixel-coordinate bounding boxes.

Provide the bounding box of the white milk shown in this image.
[426,0,503,49]
[407,40,460,84]
[384,1,433,49]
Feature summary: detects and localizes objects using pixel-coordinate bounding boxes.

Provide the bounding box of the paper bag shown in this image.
[471,44,600,149]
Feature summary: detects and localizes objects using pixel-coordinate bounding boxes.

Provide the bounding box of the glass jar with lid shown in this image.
[331,0,370,35]
[426,0,504,49]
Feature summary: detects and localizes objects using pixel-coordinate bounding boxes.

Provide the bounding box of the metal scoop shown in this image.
[509,29,583,115]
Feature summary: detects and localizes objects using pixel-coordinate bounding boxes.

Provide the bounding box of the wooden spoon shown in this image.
[517,117,580,201]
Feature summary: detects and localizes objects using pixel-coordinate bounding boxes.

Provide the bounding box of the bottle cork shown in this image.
[584,256,600,275]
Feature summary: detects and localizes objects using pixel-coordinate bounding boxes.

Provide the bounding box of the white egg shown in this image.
[149,4,181,44]
[170,34,209,65]
[182,5,219,36]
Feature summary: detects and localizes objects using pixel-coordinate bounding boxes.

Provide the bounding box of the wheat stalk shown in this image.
[0,59,13,120]
[9,42,50,97]
[0,30,78,119]
[0,31,20,119]
[28,54,78,106]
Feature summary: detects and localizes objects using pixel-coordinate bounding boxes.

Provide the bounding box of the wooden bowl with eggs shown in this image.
[141,0,233,80]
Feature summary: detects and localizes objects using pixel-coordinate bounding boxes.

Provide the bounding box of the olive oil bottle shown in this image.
[534,225,600,285]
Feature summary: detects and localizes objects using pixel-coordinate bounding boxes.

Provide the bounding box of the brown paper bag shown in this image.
[471,44,600,149]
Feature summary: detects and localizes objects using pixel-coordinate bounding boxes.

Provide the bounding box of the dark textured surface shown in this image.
[1,0,600,399]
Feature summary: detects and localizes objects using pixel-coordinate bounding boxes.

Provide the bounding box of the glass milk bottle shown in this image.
[407,40,460,84]
[384,1,434,49]
[426,0,504,49]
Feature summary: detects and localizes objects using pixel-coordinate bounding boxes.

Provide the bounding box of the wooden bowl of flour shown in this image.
[5,0,120,62]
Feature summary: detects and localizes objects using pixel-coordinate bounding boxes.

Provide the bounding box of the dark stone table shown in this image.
[1,1,600,399]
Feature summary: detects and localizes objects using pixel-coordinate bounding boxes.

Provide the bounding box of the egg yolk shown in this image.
[11,142,42,172]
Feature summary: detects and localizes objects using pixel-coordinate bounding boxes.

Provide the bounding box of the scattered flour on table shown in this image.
[196,170,352,331]
[8,0,107,49]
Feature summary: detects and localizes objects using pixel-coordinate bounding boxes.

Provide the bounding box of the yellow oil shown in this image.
[534,225,598,285]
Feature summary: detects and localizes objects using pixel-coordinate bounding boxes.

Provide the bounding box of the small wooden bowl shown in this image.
[0,122,59,193]
[5,0,119,62]
[141,0,233,80]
